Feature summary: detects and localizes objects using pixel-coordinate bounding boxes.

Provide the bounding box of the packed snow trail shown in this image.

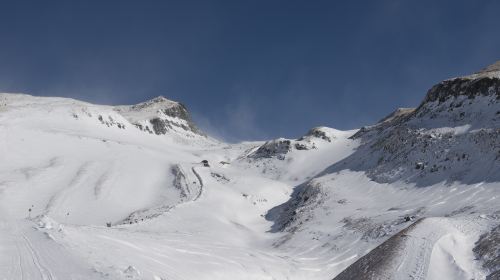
[0,218,103,280]
[190,167,203,201]
[332,218,487,280]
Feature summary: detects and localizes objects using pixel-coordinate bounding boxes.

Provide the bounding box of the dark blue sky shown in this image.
[0,1,499,141]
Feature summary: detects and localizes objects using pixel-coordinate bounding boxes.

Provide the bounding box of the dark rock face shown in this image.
[302,127,332,142]
[350,110,412,140]
[343,67,500,186]
[247,128,327,160]
[423,77,500,104]
[150,102,202,135]
[474,225,500,279]
[160,102,190,120]
[118,96,204,136]
[249,139,292,159]
[149,118,169,135]
[332,220,423,280]
[266,180,323,233]
[172,164,192,199]
[353,76,500,140]
[148,116,202,135]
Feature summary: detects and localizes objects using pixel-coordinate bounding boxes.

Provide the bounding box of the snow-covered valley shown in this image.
[0,61,499,280]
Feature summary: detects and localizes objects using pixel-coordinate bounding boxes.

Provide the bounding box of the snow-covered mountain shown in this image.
[0,61,499,280]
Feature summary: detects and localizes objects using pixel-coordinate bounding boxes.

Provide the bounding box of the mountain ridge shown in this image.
[0,61,499,280]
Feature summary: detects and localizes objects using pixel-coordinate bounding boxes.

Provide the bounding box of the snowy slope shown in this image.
[0,61,499,280]
[268,61,500,279]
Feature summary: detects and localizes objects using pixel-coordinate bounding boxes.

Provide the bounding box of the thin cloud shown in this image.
[193,94,269,143]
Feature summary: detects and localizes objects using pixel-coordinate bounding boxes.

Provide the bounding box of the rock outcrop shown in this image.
[345,61,500,185]
[115,96,204,137]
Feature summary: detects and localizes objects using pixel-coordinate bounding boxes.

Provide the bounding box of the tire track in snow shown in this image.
[0,219,106,280]
[21,234,54,280]
[13,242,25,280]
[4,222,54,280]
[191,167,204,201]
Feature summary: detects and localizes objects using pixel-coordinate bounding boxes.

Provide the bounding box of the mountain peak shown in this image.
[461,60,500,80]
[114,96,204,137]
[421,61,500,105]
[148,95,175,104]
[129,96,179,111]
[152,95,168,101]
[476,60,500,75]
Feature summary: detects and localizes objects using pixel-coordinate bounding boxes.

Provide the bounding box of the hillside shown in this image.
[0,61,499,280]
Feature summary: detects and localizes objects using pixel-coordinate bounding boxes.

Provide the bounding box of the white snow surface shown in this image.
[0,91,498,280]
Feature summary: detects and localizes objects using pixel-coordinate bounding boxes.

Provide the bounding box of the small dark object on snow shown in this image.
[404,216,415,222]
[106,222,112,227]
[201,160,210,167]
